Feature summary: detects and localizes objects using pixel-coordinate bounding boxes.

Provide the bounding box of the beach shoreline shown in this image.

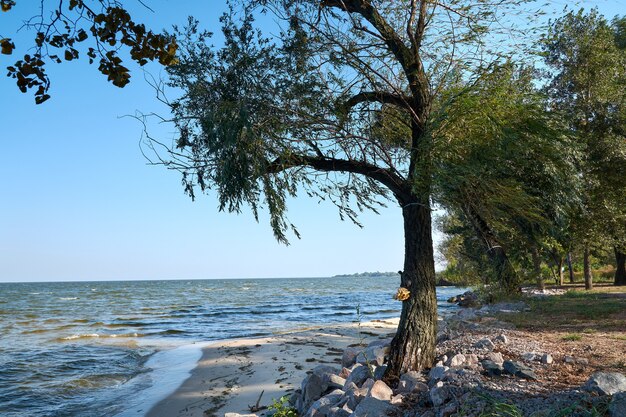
[144,319,400,417]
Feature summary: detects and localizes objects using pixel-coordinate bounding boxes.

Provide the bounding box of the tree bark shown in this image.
[614,247,626,286]
[384,201,437,382]
[567,252,575,284]
[531,245,544,291]
[583,246,593,290]
[558,257,564,286]
[462,203,518,292]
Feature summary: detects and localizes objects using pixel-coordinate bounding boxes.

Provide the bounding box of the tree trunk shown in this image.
[384,201,437,382]
[567,252,575,284]
[558,257,564,286]
[583,246,593,290]
[531,245,544,291]
[462,203,518,292]
[615,247,626,286]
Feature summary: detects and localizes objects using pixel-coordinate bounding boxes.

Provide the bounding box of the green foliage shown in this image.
[267,396,298,417]
[3,1,177,103]
[562,333,582,341]
[542,8,626,262]
[474,392,524,417]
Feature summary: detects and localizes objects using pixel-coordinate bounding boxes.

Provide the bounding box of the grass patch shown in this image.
[495,288,626,332]
[562,333,582,341]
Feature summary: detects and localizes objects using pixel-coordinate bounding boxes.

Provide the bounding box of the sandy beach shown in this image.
[146,319,400,417]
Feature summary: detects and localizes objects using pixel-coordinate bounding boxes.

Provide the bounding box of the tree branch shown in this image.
[266,154,407,201]
[320,0,413,74]
[344,90,412,110]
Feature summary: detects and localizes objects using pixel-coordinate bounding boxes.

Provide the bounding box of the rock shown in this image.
[521,352,536,362]
[225,414,257,417]
[457,291,480,307]
[373,365,387,380]
[447,353,466,367]
[344,364,371,388]
[447,296,458,303]
[396,371,428,394]
[367,380,393,401]
[327,407,351,417]
[503,360,538,380]
[483,352,504,365]
[465,354,479,366]
[345,384,367,410]
[473,338,495,350]
[583,372,626,395]
[441,401,459,417]
[430,382,451,407]
[481,359,503,376]
[428,365,449,381]
[390,394,404,405]
[564,355,575,364]
[342,347,361,368]
[304,390,343,417]
[362,378,375,390]
[302,373,324,407]
[339,367,350,379]
[494,334,509,344]
[356,345,387,366]
[351,396,397,417]
[327,374,346,390]
[577,358,589,365]
[609,392,626,417]
[541,354,553,364]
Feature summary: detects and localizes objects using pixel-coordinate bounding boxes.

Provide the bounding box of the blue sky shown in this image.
[0,1,621,282]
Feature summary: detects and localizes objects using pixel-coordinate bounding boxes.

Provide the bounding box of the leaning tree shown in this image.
[138,0,543,378]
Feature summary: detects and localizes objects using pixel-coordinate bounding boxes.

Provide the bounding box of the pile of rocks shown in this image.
[285,309,626,417]
[290,338,402,417]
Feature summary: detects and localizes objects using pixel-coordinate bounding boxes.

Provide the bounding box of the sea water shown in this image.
[0,277,464,416]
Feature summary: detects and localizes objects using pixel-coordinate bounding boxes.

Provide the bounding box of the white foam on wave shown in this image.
[60,332,142,341]
[112,340,217,417]
[59,297,79,300]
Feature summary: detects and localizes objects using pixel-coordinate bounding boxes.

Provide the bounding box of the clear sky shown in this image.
[0,1,621,282]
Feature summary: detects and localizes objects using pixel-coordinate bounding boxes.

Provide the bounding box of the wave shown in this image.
[60,297,79,300]
[58,332,144,341]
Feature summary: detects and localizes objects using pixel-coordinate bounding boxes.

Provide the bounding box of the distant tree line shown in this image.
[436,10,626,291]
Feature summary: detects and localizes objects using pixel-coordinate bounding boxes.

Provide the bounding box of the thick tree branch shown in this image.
[266,154,407,200]
[321,0,414,74]
[344,90,412,110]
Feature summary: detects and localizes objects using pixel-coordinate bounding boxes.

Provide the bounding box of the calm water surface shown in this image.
[0,277,463,416]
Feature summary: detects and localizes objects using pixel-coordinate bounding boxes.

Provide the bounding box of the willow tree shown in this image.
[431,63,579,293]
[543,9,626,289]
[141,0,541,378]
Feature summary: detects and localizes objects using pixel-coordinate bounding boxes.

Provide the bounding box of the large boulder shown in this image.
[366,380,393,401]
[483,352,504,366]
[344,364,371,388]
[481,359,503,377]
[397,371,428,394]
[304,390,344,417]
[342,347,361,368]
[609,392,626,417]
[352,396,397,417]
[584,372,626,395]
[503,360,537,380]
